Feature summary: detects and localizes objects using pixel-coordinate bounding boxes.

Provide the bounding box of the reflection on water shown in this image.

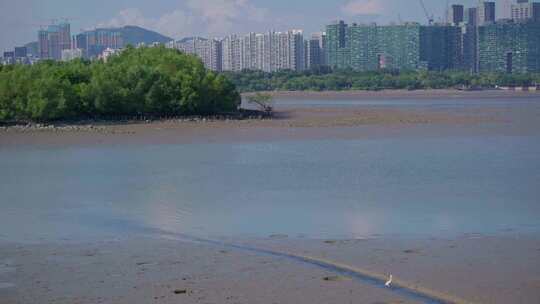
[1,98,540,242]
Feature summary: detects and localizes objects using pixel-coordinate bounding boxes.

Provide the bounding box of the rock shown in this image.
[323,276,347,282]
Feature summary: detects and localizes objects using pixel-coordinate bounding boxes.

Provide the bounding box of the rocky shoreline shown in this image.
[0,111,272,134]
[0,123,120,134]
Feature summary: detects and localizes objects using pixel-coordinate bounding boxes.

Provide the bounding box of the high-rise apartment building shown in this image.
[465,7,479,27]
[511,0,540,23]
[275,32,291,70]
[326,20,350,69]
[221,35,243,72]
[289,30,305,72]
[241,33,258,70]
[205,39,222,72]
[326,21,461,72]
[460,24,479,73]
[215,30,305,73]
[478,1,496,25]
[38,30,49,59]
[255,33,265,71]
[478,21,540,73]
[311,32,327,66]
[194,39,222,72]
[420,25,463,71]
[449,5,465,25]
[174,37,222,72]
[305,36,325,69]
[58,22,71,51]
[78,29,124,59]
[47,28,62,60]
[461,6,481,73]
[37,21,71,60]
[74,33,88,57]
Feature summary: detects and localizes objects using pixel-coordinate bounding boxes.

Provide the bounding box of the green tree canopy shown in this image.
[0,46,241,122]
[222,69,540,93]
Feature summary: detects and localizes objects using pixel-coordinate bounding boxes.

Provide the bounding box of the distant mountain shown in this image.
[117,26,173,46]
[120,26,173,45]
[84,25,173,46]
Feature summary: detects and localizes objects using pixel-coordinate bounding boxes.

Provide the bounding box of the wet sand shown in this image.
[0,237,421,304]
[2,90,537,148]
[265,89,540,99]
[1,235,539,304]
[248,234,540,304]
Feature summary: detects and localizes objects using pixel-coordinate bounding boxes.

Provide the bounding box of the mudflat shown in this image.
[1,235,539,304]
[1,90,539,304]
[1,90,538,148]
[264,88,540,99]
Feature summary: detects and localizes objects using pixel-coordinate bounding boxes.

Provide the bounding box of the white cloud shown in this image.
[154,10,195,39]
[100,8,147,29]
[186,0,268,34]
[341,0,385,16]
[187,0,267,22]
[98,0,268,40]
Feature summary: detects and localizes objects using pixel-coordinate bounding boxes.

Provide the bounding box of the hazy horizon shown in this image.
[1,0,513,52]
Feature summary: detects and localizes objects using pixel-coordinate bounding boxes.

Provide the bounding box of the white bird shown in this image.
[385,274,393,287]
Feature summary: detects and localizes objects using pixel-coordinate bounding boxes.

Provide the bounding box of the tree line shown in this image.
[222,68,540,92]
[0,46,241,122]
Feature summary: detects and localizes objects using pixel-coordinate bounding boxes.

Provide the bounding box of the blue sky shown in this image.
[1,0,511,52]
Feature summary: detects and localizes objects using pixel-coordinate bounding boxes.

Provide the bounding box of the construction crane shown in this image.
[418,0,434,25]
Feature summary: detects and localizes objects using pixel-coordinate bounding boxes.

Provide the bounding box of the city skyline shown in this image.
[0,0,514,53]
[3,0,539,74]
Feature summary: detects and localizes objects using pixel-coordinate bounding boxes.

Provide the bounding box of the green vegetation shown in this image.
[0,46,240,122]
[223,68,540,92]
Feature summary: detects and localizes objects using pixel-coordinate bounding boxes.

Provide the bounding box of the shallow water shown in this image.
[1,98,540,242]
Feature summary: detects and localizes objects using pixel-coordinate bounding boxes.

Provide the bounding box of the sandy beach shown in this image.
[1,90,539,304]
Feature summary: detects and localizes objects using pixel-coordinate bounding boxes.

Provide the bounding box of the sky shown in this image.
[1,0,512,52]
